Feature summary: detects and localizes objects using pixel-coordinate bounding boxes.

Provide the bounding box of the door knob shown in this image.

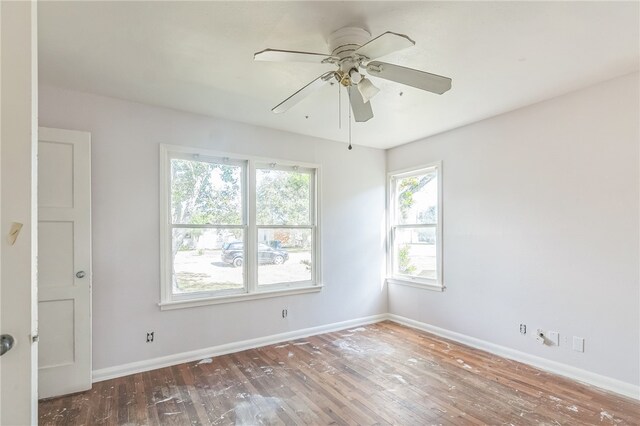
[1,334,14,356]
[76,271,86,278]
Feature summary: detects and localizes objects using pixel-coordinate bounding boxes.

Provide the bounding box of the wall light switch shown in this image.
[548,331,559,346]
[572,336,584,352]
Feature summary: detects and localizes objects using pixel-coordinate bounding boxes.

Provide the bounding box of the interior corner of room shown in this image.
[1,1,639,425]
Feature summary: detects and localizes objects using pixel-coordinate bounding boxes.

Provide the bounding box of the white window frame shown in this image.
[159,144,322,310]
[387,162,443,291]
[255,162,317,290]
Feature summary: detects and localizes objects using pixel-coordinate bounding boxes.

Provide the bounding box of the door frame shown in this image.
[0,1,39,424]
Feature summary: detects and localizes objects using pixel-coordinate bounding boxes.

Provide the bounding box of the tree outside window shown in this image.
[389,164,441,287]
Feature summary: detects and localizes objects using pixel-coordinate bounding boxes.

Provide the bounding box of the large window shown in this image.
[388,163,442,289]
[160,145,321,308]
[256,166,315,287]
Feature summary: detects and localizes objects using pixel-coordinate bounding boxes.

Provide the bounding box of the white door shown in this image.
[38,127,92,399]
[0,1,39,424]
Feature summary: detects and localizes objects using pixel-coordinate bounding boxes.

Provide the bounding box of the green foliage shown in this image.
[171,159,242,258]
[398,244,416,275]
[257,170,310,225]
[171,159,242,226]
[170,160,312,263]
[397,174,435,221]
[398,177,419,220]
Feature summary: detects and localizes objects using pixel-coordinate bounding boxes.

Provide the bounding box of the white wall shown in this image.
[39,72,639,391]
[387,73,640,387]
[38,85,387,371]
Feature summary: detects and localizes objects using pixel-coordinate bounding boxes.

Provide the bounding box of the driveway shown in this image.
[173,249,312,293]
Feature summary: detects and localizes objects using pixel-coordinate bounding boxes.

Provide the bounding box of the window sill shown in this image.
[386,278,444,292]
[158,284,323,311]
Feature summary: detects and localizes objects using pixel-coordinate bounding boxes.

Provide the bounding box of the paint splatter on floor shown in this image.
[38,322,640,426]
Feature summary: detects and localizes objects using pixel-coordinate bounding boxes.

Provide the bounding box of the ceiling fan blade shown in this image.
[254,48,339,64]
[366,61,452,94]
[347,86,373,122]
[272,71,335,114]
[354,31,415,60]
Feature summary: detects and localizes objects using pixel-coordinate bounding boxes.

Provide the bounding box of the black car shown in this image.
[221,242,289,268]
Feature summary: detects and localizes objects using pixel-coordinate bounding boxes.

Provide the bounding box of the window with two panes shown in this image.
[389,164,442,287]
[164,149,317,302]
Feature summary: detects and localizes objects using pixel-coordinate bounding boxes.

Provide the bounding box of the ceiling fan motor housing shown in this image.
[327,27,371,86]
[327,27,371,58]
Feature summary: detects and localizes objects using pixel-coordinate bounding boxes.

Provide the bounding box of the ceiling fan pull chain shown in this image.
[348,95,353,151]
[338,84,342,130]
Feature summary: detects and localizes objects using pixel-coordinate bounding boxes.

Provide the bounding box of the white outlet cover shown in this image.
[548,331,560,346]
[573,336,585,352]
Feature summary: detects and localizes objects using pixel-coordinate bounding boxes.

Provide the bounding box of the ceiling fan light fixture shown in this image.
[357,78,380,103]
[349,68,363,84]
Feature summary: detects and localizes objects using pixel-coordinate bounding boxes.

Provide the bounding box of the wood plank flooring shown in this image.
[39,321,640,425]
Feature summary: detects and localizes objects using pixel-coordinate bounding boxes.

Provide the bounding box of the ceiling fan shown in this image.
[254,27,452,123]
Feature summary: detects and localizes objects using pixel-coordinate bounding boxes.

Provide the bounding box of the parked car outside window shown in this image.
[221,242,289,267]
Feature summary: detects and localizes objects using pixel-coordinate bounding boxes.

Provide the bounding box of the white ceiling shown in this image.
[38,1,639,149]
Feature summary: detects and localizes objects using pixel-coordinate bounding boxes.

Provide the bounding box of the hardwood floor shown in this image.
[39,321,640,425]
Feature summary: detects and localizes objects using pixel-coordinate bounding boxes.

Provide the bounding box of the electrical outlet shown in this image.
[572,336,584,352]
[282,308,288,319]
[146,331,154,343]
[519,324,527,334]
[548,331,559,346]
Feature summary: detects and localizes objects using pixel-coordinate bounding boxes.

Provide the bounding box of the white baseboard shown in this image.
[387,314,640,401]
[92,314,387,383]
[93,312,639,401]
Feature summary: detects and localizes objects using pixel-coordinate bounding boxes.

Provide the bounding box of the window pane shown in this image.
[172,228,244,294]
[395,171,437,225]
[257,228,312,286]
[256,169,310,226]
[171,158,243,225]
[394,227,437,279]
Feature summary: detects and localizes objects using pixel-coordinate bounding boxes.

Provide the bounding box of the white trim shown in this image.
[91,311,639,400]
[387,161,443,287]
[159,144,322,306]
[158,284,323,310]
[161,143,320,170]
[247,159,257,293]
[387,314,640,401]
[159,144,172,304]
[30,5,39,419]
[314,167,323,286]
[392,224,437,229]
[386,278,444,292]
[92,313,386,382]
